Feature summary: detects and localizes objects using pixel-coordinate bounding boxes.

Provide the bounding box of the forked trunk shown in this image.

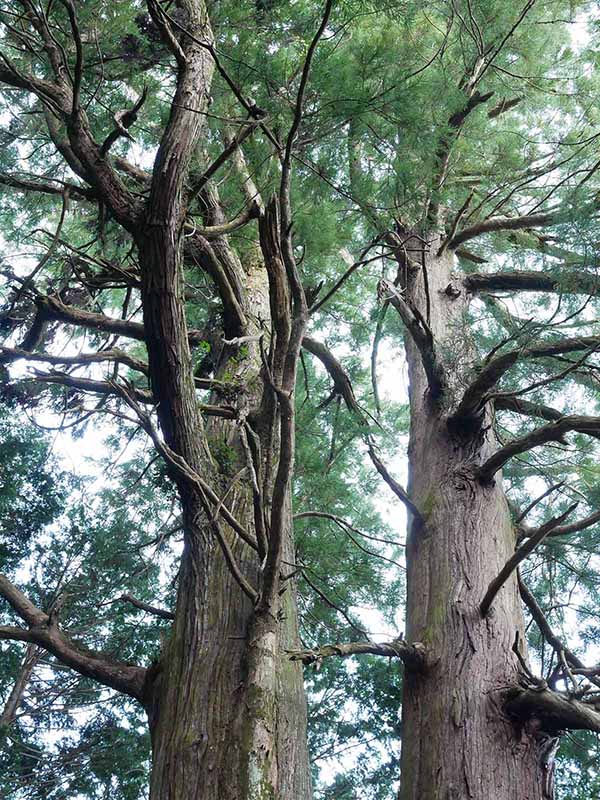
[399,238,548,799]
[137,227,311,800]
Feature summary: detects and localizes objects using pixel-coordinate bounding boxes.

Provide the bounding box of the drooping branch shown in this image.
[0,574,147,702]
[480,505,578,616]
[288,638,426,671]
[294,511,405,547]
[495,396,565,425]
[365,441,423,523]
[108,382,259,553]
[517,571,589,676]
[300,335,422,520]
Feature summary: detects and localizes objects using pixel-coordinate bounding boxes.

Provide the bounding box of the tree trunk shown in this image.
[145,505,310,800]
[398,238,548,799]
[137,224,311,799]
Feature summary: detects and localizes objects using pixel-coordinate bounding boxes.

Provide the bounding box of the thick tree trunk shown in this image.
[137,226,311,799]
[145,506,310,800]
[398,239,548,799]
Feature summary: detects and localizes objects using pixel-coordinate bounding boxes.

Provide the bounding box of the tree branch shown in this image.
[365,441,423,523]
[0,574,146,702]
[464,269,600,296]
[379,278,445,399]
[288,638,426,671]
[506,687,600,734]
[480,505,578,616]
[477,416,600,482]
[111,594,175,621]
[0,643,41,728]
[0,346,148,375]
[454,334,600,422]
[448,210,559,249]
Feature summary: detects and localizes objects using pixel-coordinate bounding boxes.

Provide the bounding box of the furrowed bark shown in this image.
[128,8,311,796]
[398,235,549,800]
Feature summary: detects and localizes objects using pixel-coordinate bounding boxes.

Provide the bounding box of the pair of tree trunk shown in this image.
[0,2,588,798]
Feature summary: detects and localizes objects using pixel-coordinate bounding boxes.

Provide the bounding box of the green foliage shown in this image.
[0,405,65,571]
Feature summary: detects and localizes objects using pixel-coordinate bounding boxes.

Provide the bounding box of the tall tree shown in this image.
[3,2,600,799]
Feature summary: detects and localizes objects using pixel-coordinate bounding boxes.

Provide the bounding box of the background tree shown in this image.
[3,1,600,799]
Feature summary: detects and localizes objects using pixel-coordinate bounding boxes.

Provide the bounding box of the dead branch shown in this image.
[288,638,426,671]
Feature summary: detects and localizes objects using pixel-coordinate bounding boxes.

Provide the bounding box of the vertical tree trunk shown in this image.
[144,505,310,800]
[398,239,547,799]
[137,225,311,799]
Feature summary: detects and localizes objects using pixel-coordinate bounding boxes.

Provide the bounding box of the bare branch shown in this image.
[366,441,423,523]
[186,205,260,239]
[188,120,260,202]
[99,87,148,158]
[523,509,600,540]
[506,687,600,734]
[301,335,363,416]
[454,334,600,422]
[487,96,523,118]
[477,416,600,482]
[379,278,445,399]
[279,0,334,313]
[110,594,175,621]
[0,172,96,201]
[0,346,148,375]
[288,638,426,671]
[516,481,565,523]
[29,294,207,346]
[464,269,600,296]
[108,382,259,553]
[449,210,558,249]
[0,643,41,728]
[480,504,578,616]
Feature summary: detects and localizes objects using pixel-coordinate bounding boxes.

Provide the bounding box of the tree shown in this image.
[2,1,600,799]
